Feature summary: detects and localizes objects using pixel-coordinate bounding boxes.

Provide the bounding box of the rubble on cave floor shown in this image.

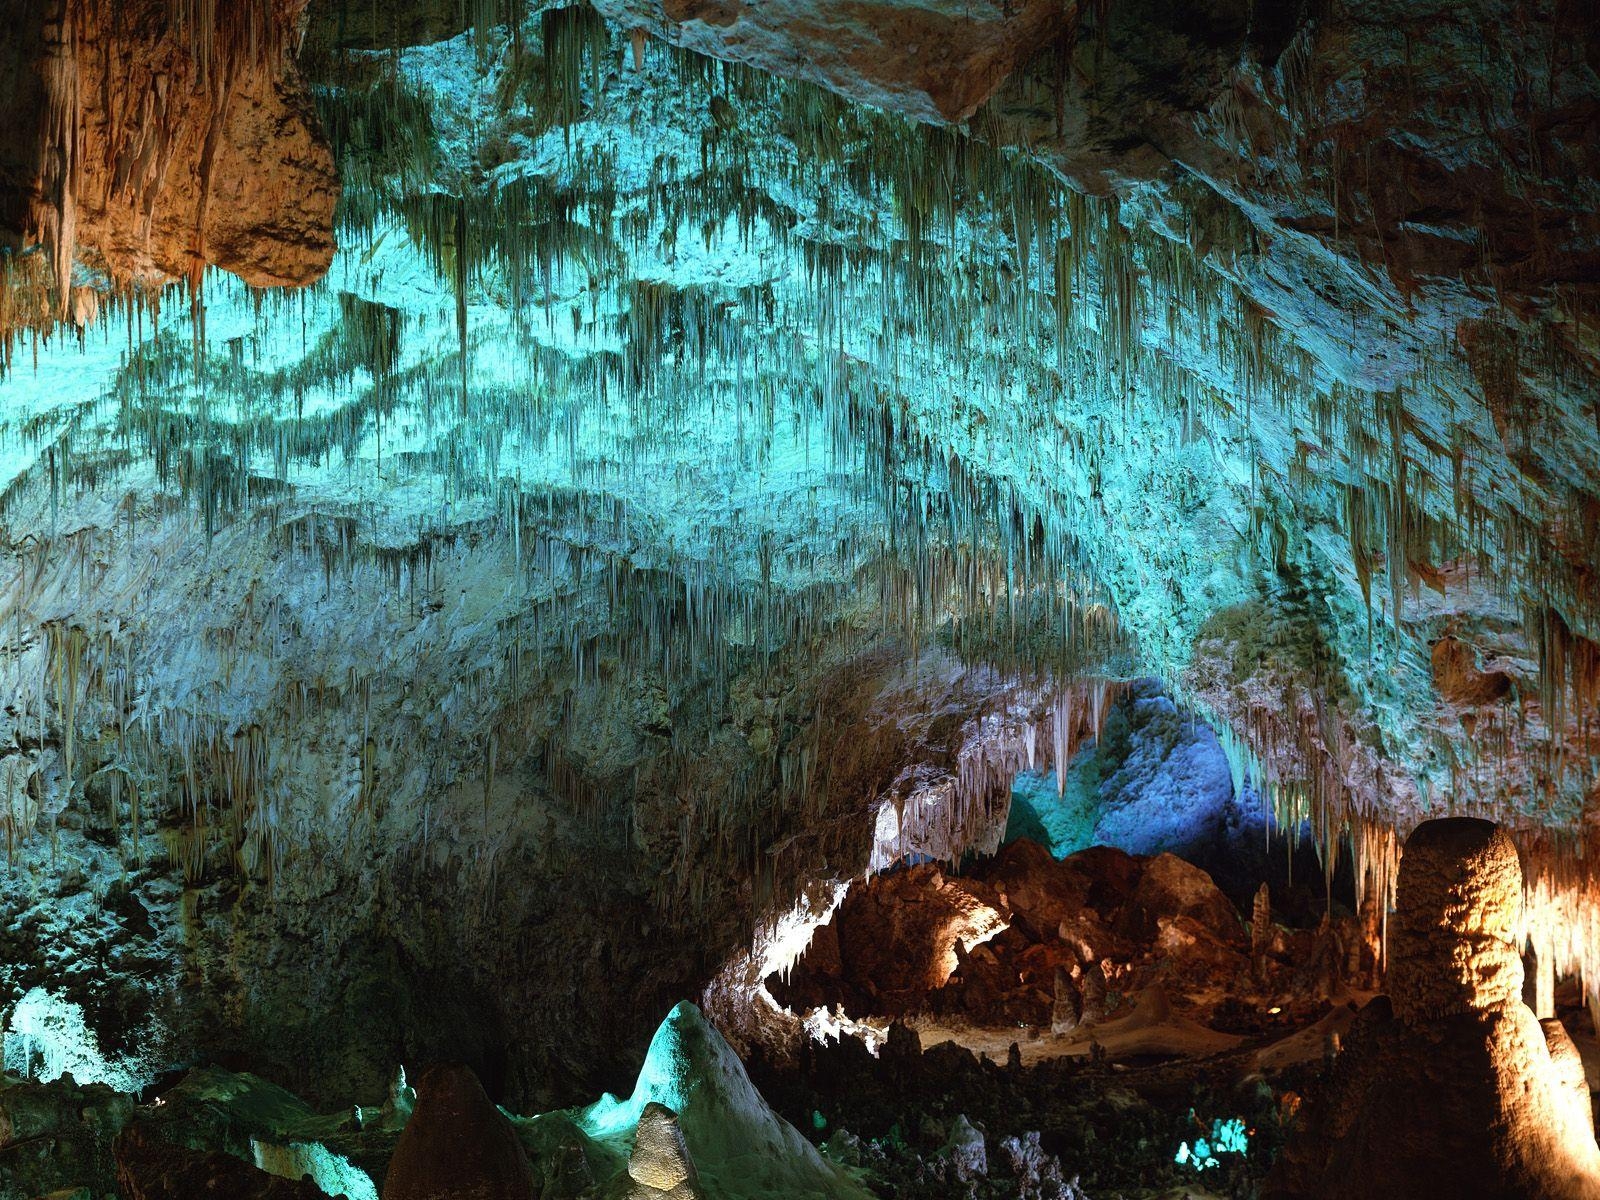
[0,989,1291,1200]
[0,1004,871,1200]
[767,837,1379,1070]
[4,833,1598,1199]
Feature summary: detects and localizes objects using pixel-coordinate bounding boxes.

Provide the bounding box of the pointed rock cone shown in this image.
[1050,967,1080,1035]
[383,1064,533,1200]
[579,1002,872,1199]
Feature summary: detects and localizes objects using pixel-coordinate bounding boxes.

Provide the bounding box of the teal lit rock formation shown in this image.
[0,0,1596,1110]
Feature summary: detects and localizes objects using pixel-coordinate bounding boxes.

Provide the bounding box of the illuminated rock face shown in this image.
[1388,817,1527,1022]
[590,0,1081,123]
[1270,818,1600,1200]
[625,1102,702,1199]
[0,0,335,310]
[114,1122,330,1200]
[576,1002,870,1200]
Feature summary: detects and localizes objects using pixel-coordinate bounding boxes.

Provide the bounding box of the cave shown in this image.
[0,1,1598,1197]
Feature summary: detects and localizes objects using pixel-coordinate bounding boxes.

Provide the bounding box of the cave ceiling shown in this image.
[0,0,1597,943]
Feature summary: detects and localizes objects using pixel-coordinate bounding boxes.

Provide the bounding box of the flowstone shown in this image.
[576,1002,871,1200]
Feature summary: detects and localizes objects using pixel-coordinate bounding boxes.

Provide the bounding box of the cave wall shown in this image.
[0,0,1596,1099]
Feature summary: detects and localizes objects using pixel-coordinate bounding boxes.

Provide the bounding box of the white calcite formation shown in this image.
[576,1002,870,1200]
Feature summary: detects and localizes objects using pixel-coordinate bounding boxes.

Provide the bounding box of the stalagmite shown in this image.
[1269,818,1600,1200]
[625,1102,704,1200]
[382,1064,534,1200]
[1050,966,1080,1035]
[1250,881,1271,981]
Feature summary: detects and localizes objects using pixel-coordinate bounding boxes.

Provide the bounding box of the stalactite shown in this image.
[39,0,81,321]
[0,3,1594,959]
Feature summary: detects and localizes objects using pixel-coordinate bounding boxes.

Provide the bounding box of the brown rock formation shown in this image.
[1269,817,1600,1200]
[771,838,1263,1037]
[0,0,335,319]
[590,0,1079,123]
[770,862,1009,1017]
[382,1063,534,1200]
[113,1122,329,1200]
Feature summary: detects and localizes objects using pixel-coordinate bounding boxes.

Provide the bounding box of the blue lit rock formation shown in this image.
[1005,680,1333,905]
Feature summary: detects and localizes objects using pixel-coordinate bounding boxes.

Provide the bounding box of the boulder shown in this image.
[1119,853,1245,947]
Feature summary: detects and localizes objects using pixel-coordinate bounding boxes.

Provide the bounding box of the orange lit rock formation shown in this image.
[0,0,335,317]
[1270,817,1600,1200]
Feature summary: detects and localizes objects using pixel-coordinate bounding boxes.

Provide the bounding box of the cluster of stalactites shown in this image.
[2,0,303,336]
[0,4,1597,943]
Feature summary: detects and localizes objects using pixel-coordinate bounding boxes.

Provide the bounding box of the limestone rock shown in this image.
[0,1072,134,1199]
[1268,818,1600,1200]
[113,1122,330,1200]
[0,0,335,312]
[1118,852,1245,947]
[590,0,1075,123]
[1050,967,1080,1036]
[382,1064,534,1200]
[934,1113,988,1182]
[1387,817,1525,1023]
[625,1102,702,1199]
[576,1002,871,1199]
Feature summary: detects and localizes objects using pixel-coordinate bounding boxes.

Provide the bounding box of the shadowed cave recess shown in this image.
[0,0,1599,1196]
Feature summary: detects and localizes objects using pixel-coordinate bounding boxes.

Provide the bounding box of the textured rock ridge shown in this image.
[114,1122,332,1200]
[1270,817,1600,1200]
[591,0,1081,123]
[1387,817,1526,1021]
[0,0,335,319]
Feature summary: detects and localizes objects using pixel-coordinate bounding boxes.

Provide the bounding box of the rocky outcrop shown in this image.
[1269,817,1600,1200]
[765,863,1009,1017]
[590,0,1079,124]
[113,1122,332,1200]
[383,1064,534,1200]
[575,1002,871,1200]
[0,1073,134,1199]
[625,1102,703,1199]
[769,836,1362,1053]
[0,0,335,321]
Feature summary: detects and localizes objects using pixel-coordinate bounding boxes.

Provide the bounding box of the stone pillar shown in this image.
[1267,818,1600,1200]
